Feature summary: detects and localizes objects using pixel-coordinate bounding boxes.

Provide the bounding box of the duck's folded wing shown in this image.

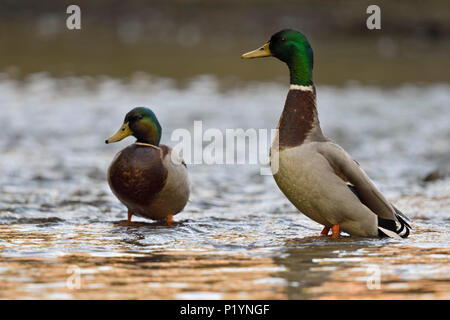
[317,142,397,221]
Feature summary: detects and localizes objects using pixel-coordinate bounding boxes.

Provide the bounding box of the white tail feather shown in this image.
[378,227,401,238]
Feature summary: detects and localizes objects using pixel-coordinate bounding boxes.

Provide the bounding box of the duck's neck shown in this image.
[287,51,313,86]
[132,122,161,146]
[275,85,325,151]
[136,136,159,145]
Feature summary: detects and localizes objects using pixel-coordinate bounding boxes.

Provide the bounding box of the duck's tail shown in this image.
[393,206,412,238]
[378,206,412,238]
[347,184,412,238]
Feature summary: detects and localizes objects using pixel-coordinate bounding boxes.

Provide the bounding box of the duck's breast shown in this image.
[107,144,168,210]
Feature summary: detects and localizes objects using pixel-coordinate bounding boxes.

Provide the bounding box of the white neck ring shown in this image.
[289,84,314,92]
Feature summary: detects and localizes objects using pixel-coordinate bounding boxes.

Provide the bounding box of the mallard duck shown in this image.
[242,29,411,238]
[105,107,189,226]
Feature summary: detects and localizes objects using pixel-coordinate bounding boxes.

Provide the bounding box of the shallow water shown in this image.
[0,74,449,299]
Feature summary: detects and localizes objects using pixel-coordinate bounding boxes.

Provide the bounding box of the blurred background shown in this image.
[1,0,449,85]
[0,1,449,299]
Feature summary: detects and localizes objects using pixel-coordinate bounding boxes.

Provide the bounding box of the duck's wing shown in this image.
[317,141,411,237]
[159,145,187,168]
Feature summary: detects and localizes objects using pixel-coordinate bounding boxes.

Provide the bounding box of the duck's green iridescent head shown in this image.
[105,107,162,145]
[242,29,314,86]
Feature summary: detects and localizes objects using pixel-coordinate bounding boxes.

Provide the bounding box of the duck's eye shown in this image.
[281,37,287,42]
[138,115,144,120]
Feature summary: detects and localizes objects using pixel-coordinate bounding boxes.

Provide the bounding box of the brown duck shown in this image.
[105,107,189,226]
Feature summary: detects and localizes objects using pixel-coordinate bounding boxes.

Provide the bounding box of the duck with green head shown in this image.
[105,107,189,226]
[242,29,411,238]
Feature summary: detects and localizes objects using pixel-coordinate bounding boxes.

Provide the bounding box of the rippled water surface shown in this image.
[0,74,449,299]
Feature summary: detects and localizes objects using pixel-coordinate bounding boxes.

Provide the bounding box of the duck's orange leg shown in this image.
[117,210,141,226]
[320,226,330,236]
[166,214,173,227]
[331,224,340,238]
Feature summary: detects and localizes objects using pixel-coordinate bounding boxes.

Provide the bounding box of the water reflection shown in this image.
[0,75,449,299]
[1,221,448,299]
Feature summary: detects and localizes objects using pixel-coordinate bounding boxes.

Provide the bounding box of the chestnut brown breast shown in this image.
[108,144,168,206]
[277,89,317,151]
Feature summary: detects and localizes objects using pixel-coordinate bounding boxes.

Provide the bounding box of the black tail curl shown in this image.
[393,206,411,238]
[378,206,411,238]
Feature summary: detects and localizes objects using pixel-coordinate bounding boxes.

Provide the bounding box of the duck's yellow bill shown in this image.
[241,42,272,59]
[105,122,132,144]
